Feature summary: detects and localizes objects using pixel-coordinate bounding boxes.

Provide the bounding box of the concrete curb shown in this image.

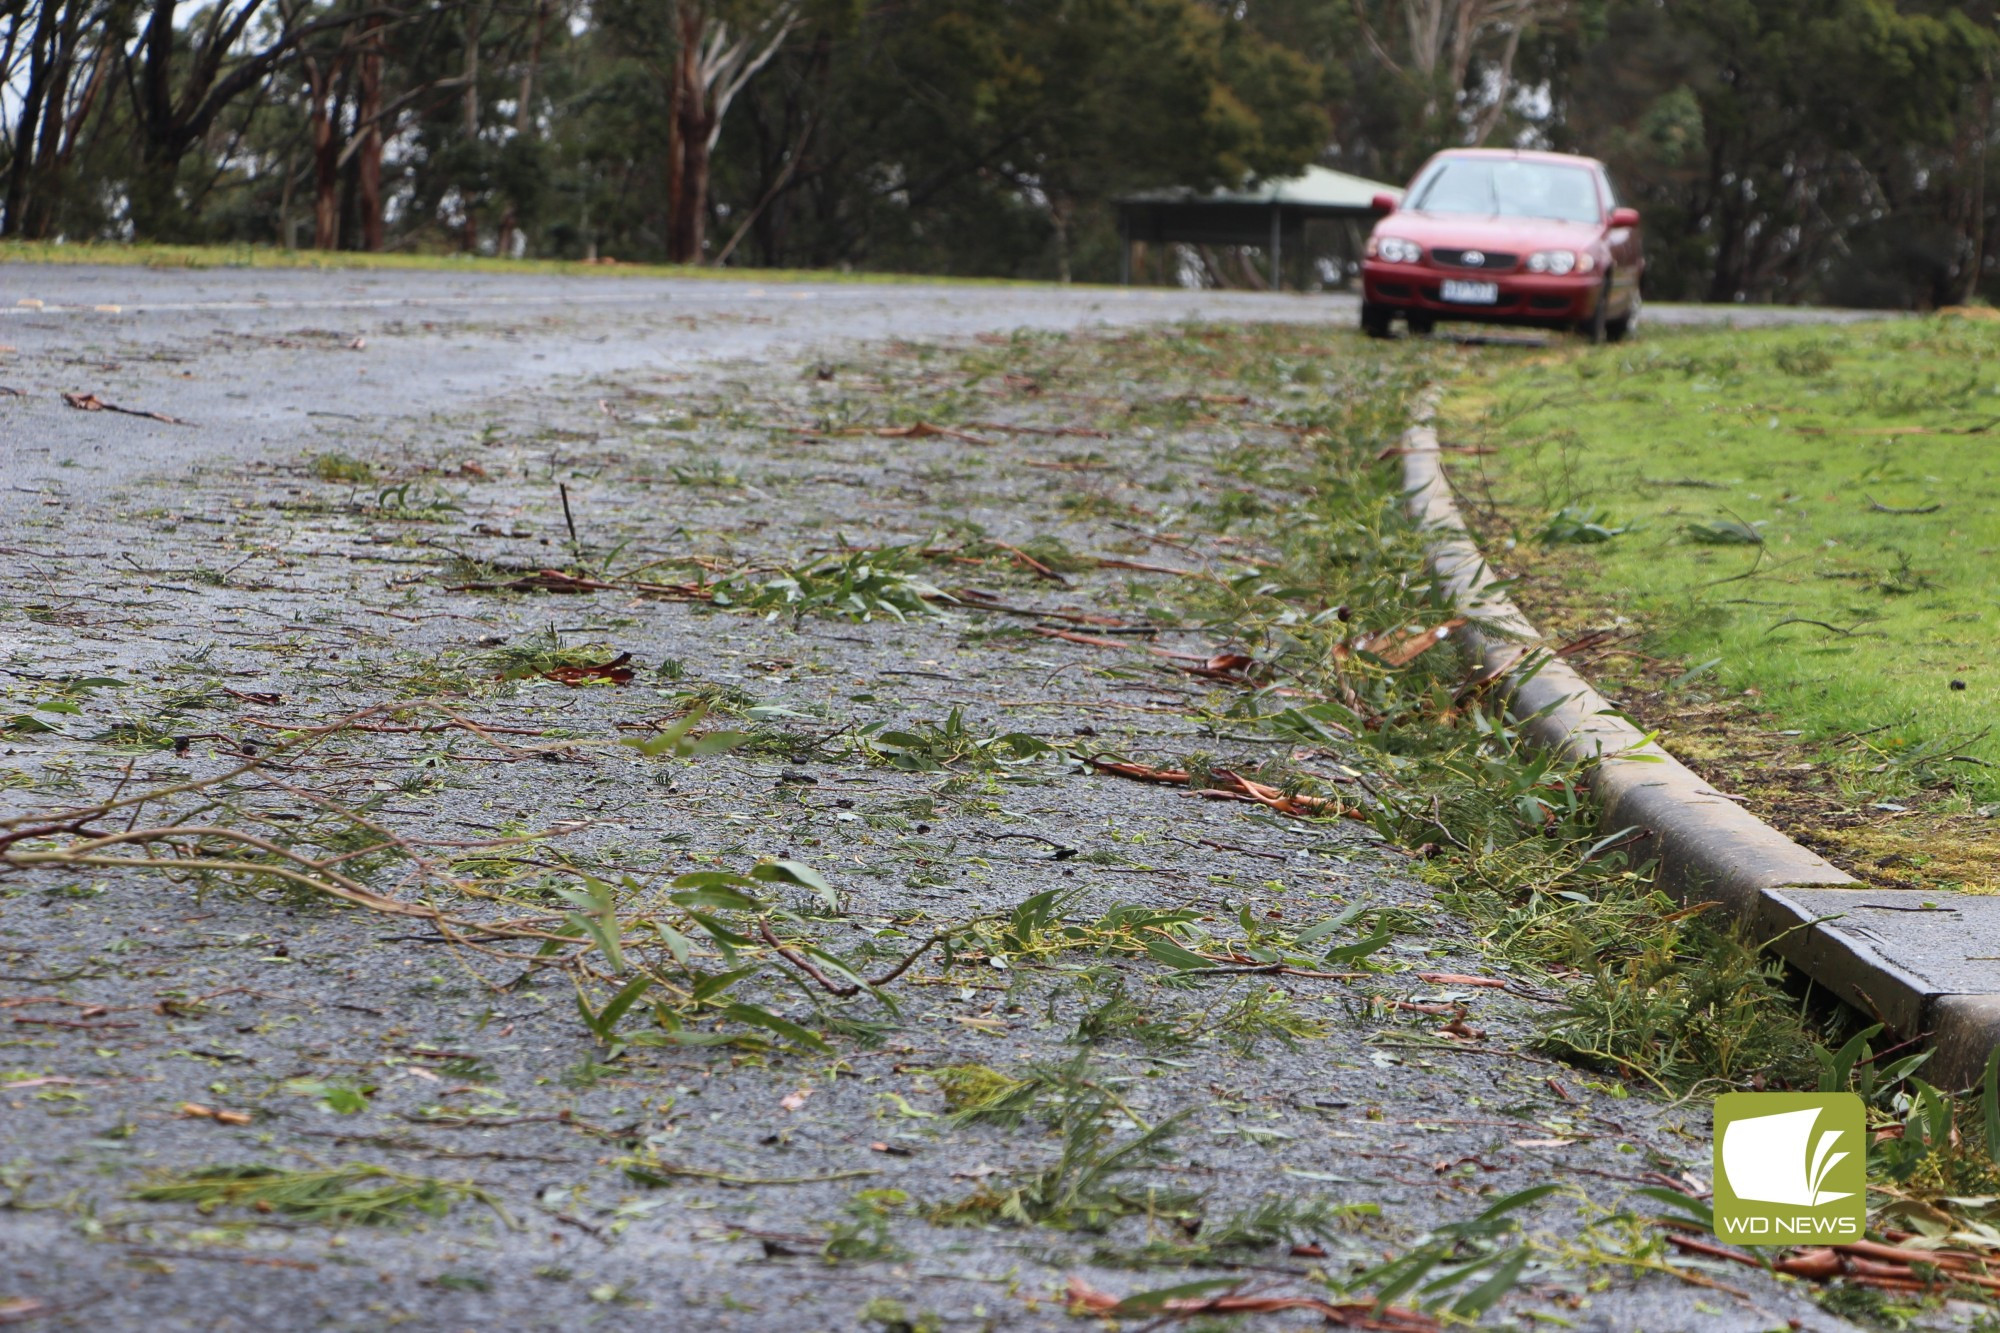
[1399,412,2000,1088]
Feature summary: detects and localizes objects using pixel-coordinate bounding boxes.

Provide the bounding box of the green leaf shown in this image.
[1141,935,1212,971]
[1816,1023,1883,1093]
[557,878,627,972]
[1632,1186,1713,1232]
[1295,902,1370,947]
[321,1086,368,1115]
[1982,1047,2000,1166]
[670,885,763,913]
[622,704,746,758]
[671,870,761,892]
[1367,1245,1445,1307]
[1449,1245,1530,1318]
[720,1002,829,1052]
[1110,1278,1241,1313]
[1871,1050,1934,1094]
[623,705,705,756]
[593,975,654,1039]
[788,940,874,992]
[752,860,839,911]
[689,966,757,1003]
[1322,927,1393,963]
[1913,1078,1953,1150]
[1461,1182,1562,1231]
[660,1029,770,1050]
[684,911,754,958]
[685,731,751,756]
[651,921,692,968]
[532,919,586,959]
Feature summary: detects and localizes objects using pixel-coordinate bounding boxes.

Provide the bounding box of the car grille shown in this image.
[1431,249,1518,270]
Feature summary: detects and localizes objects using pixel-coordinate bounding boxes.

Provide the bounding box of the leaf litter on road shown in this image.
[0,317,1923,1328]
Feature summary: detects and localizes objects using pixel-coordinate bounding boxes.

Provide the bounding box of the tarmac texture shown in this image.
[0,266,1859,1331]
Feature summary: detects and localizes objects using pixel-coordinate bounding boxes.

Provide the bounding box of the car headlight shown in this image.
[1526,249,1579,275]
[1369,236,1423,264]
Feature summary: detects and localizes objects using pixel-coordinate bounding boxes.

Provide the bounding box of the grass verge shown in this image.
[0,239,1050,287]
[1441,314,2000,893]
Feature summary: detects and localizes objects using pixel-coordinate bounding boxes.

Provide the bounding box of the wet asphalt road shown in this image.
[0,264,1888,513]
[0,264,1882,1332]
[4,269,1347,507]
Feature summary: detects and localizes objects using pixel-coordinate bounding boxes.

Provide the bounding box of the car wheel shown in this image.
[1361,301,1394,339]
[1606,287,1640,344]
[1582,277,1611,345]
[1407,313,1436,337]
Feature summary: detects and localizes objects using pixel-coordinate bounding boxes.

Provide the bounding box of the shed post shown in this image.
[1268,204,1282,292]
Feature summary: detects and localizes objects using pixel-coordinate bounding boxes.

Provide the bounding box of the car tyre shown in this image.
[1582,276,1611,345]
[1407,313,1436,337]
[1361,301,1394,339]
[1606,287,1639,343]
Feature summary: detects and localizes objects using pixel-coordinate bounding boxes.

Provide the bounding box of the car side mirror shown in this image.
[1371,192,1399,215]
[1610,206,1640,229]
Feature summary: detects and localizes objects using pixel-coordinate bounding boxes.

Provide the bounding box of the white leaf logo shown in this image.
[1720,1107,1852,1207]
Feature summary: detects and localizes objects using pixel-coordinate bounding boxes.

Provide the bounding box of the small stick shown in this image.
[559,483,580,551]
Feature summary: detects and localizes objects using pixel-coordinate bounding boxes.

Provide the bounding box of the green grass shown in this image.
[1445,314,2000,825]
[0,239,1050,287]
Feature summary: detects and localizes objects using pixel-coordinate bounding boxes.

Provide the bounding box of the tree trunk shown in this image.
[128,0,185,239]
[356,16,384,251]
[305,54,343,250]
[670,108,716,262]
[1946,72,1993,307]
[517,0,548,135]
[279,148,298,248]
[460,3,482,252]
[22,23,114,238]
[1469,23,1522,145]
[128,141,186,241]
[667,5,711,264]
[0,0,63,236]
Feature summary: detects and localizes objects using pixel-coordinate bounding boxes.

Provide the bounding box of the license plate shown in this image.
[1441,279,1499,304]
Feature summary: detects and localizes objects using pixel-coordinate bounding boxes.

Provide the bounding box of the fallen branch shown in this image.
[839,420,993,446]
[1086,757,1358,820]
[984,540,1069,584]
[1340,618,1470,669]
[1095,556,1213,579]
[60,391,195,425]
[1660,1228,2000,1294]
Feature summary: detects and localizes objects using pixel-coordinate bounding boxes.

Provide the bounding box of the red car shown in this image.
[1361,148,1643,342]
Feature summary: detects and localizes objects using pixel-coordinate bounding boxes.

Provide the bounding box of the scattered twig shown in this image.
[60,391,194,425]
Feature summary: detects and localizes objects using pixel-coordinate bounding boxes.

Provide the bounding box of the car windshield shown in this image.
[1408,159,1601,224]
